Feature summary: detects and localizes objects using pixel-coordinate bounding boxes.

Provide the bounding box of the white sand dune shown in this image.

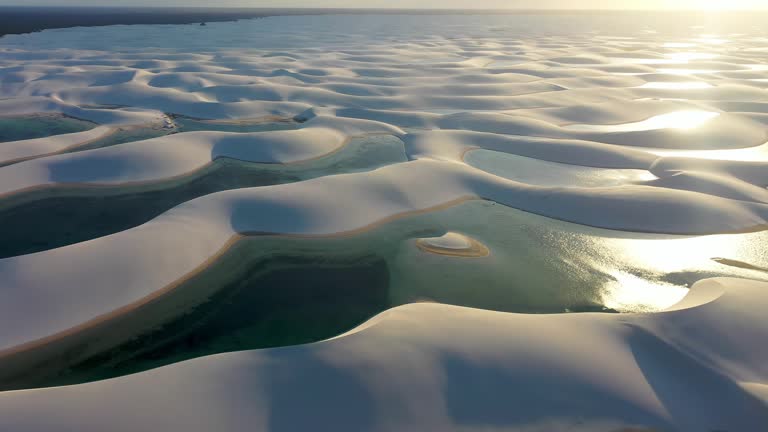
[1,12,768,431]
[644,170,768,204]
[0,96,168,125]
[1,159,766,362]
[0,116,402,197]
[404,129,656,168]
[0,125,113,165]
[0,278,767,432]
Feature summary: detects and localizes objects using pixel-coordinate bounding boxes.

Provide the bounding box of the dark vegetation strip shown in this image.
[0,7,278,37]
[0,7,732,38]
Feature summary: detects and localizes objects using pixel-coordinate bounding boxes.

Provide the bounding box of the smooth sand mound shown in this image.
[0,116,403,197]
[0,278,766,431]
[1,159,767,359]
[1,12,768,430]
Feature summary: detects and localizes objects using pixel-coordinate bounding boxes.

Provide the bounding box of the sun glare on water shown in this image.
[601,271,689,312]
[564,111,720,133]
[601,230,768,312]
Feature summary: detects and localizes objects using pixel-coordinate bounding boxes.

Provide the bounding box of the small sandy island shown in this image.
[415,232,490,257]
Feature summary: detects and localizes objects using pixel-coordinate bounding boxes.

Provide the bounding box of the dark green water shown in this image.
[3,200,768,390]
[42,254,389,388]
[0,135,405,258]
[0,161,295,258]
[173,116,298,133]
[0,114,95,142]
[7,111,766,393]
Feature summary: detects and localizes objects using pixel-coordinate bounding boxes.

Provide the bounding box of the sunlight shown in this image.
[695,36,729,45]
[601,271,689,312]
[663,0,767,10]
[564,111,720,133]
[599,231,768,313]
[666,52,716,62]
[663,42,698,48]
[607,231,768,280]
[657,111,720,129]
[657,68,719,75]
[637,81,713,89]
[649,142,768,161]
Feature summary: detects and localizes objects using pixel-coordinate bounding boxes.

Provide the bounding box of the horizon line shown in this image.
[1,6,767,11]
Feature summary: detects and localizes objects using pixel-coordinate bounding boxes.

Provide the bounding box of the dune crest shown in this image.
[1,12,768,430]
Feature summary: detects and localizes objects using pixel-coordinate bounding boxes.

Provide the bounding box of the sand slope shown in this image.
[1,13,767,431]
[0,278,766,431]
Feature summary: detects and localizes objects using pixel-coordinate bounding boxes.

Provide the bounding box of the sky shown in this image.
[1,0,767,9]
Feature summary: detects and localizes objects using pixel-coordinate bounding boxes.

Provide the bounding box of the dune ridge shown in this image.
[1,13,768,430]
[1,277,767,431]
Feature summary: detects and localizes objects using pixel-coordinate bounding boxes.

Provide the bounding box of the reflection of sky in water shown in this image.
[648,141,768,161]
[464,150,656,187]
[601,271,688,313]
[656,68,720,75]
[695,37,729,45]
[425,33,762,312]
[386,202,768,314]
[663,42,698,48]
[574,32,756,306]
[610,51,715,66]
[611,57,680,65]
[2,21,764,321]
[606,232,768,275]
[607,46,726,76]
[637,81,713,89]
[563,111,719,132]
[665,52,717,61]
[596,229,767,311]
[567,226,768,311]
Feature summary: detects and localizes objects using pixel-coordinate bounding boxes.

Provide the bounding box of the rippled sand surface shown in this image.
[1,12,768,431]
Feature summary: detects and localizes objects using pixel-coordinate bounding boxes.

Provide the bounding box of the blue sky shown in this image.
[0,0,766,9]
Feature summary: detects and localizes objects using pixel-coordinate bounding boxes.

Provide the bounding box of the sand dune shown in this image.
[1,278,767,431]
[1,12,767,431]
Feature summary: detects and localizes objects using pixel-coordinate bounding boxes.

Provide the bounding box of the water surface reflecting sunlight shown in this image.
[564,111,720,132]
[666,52,717,62]
[649,142,768,161]
[465,150,657,187]
[601,271,688,312]
[637,81,713,89]
[657,68,720,75]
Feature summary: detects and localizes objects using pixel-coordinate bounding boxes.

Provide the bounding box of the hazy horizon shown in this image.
[1,1,767,11]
